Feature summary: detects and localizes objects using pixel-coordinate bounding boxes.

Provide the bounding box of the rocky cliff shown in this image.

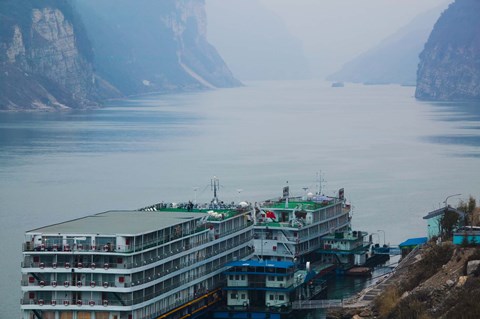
[75,0,241,96]
[415,0,480,101]
[1,0,240,111]
[0,0,99,110]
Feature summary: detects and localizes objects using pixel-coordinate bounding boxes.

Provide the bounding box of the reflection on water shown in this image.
[424,101,480,157]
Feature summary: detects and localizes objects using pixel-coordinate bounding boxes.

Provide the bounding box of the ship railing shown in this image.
[21,279,118,288]
[213,222,254,240]
[127,248,252,288]
[21,236,252,271]
[19,253,247,307]
[20,297,125,307]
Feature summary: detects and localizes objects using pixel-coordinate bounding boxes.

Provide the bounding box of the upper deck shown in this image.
[260,195,342,212]
[256,195,349,230]
[23,203,253,254]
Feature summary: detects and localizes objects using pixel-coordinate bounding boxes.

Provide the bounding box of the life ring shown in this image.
[77,300,83,306]
[77,281,82,288]
[65,262,70,269]
[103,299,108,306]
[103,245,109,252]
[89,300,95,306]
[52,281,57,288]
[39,262,45,269]
[39,280,45,287]
[90,281,96,288]
[104,263,109,270]
[51,300,56,306]
[91,263,96,270]
[38,299,44,306]
[52,262,57,269]
[103,282,109,288]
[64,300,70,306]
[91,245,96,251]
[64,281,70,288]
[78,262,83,269]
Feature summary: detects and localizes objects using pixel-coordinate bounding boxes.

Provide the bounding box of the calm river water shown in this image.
[1,80,480,318]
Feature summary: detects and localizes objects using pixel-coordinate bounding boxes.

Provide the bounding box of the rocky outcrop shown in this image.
[415,0,480,101]
[0,1,100,110]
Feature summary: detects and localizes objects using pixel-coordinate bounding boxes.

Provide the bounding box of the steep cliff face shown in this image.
[1,0,240,110]
[0,1,99,110]
[416,0,480,101]
[75,0,240,96]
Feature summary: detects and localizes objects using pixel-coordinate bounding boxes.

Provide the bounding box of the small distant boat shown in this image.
[331,82,344,87]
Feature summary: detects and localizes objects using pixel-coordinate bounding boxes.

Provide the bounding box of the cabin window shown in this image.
[269,295,274,301]
[229,275,233,280]
[269,276,275,281]
[235,275,240,280]
[279,295,285,301]
[241,275,245,280]
[231,293,237,299]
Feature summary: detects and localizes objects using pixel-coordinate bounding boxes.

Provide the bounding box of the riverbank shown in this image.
[327,241,480,318]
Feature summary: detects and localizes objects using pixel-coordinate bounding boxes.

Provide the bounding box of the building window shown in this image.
[269,294,274,301]
[231,293,237,299]
[229,275,233,280]
[235,275,240,280]
[241,275,245,280]
[279,295,285,301]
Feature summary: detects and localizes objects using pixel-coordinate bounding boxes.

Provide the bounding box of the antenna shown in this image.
[316,171,326,195]
[211,176,220,204]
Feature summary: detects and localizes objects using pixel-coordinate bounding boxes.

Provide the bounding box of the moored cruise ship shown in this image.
[253,187,351,266]
[21,203,254,319]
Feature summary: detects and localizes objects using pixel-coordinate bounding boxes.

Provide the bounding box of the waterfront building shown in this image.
[423,206,465,239]
[21,207,254,319]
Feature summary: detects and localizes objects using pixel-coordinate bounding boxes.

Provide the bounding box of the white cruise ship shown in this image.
[21,205,254,319]
[254,187,351,265]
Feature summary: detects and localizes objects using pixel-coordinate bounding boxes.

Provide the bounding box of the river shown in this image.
[1,80,479,318]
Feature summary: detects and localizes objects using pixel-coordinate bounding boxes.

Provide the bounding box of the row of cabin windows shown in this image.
[325,240,348,245]
[268,276,284,281]
[269,294,285,301]
[230,293,247,299]
[228,275,284,281]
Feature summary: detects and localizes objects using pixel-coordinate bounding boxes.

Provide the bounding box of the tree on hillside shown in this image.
[439,210,460,240]
[458,196,477,226]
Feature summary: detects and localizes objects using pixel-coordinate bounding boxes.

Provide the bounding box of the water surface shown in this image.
[1,81,480,318]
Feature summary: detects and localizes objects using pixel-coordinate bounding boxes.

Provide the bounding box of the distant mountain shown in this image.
[327,4,449,86]
[206,0,310,81]
[0,0,240,111]
[416,0,480,101]
[75,0,240,96]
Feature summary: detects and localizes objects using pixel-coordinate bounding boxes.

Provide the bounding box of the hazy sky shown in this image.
[210,0,452,78]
